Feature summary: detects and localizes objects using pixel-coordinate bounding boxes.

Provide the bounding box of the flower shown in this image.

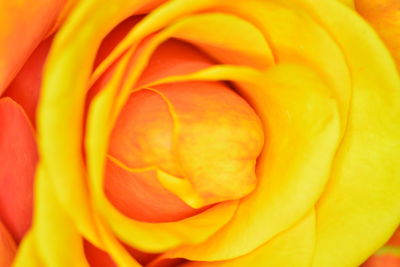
[0,0,399,267]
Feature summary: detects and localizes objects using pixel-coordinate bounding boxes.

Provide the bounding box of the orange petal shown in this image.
[361,229,400,267]
[387,228,400,246]
[3,37,53,126]
[105,39,215,221]
[105,159,201,222]
[0,219,16,267]
[355,0,400,70]
[0,0,68,94]
[0,98,37,243]
[362,252,400,267]
[152,80,264,208]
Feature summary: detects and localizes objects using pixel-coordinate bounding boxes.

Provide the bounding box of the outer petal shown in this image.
[0,220,16,267]
[84,241,117,267]
[362,255,400,267]
[3,37,53,126]
[355,0,400,70]
[387,227,400,246]
[0,98,37,243]
[291,0,400,266]
[362,228,400,266]
[0,0,67,94]
[14,165,92,267]
[362,245,400,267]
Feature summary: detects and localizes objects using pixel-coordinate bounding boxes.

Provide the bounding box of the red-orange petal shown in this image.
[0,0,68,94]
[94,16,144,69]
[3,37,53,126]
[362,254,400,267]
[387,227,400,246]
[84,240,117,267]
[0,98,37,243]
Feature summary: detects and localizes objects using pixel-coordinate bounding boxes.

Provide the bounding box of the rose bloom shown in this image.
[0,0,399,267]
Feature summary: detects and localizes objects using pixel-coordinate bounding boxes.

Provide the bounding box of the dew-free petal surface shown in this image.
[291,0,400,266]
[4,37,53,126]
[0,98,37,243]
[0,0,67,94]
[355,0,400,70]
[0,220,15,267]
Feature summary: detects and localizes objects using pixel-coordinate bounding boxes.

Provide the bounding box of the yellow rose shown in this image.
[0,0,399,267]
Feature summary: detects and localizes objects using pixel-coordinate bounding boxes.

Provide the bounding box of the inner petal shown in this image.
[105,39,264,222]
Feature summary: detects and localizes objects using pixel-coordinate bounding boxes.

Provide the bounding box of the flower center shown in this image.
[105,40,264,222]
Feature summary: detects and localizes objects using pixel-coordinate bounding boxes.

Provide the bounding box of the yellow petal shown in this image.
[179,210,316,267]
[15,165,88,267]
[290,0,400,266]
[336,0,355,8]
[13,232,43,267]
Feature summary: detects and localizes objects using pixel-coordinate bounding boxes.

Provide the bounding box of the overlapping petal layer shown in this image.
[355,0,400,69]
[0,98,37,243]
[3,37,53,125]
[0,219,15,267]
[0,0,68,94]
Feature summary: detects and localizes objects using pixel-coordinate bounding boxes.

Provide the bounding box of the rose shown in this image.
[0,0,399,266]
[0,0,399,267]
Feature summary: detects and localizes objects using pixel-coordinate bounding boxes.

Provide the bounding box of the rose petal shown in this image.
[362,255,400,267]
[362,245,400,267]
[84,241,117,267]
[387,228,400,247]
[293,0,400,266]
[166,211,316,267]
[0,0,67,94]
[355,0,400,70]
[0,219,16,267]
[3,37,53,126]
[0,98,37,243]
